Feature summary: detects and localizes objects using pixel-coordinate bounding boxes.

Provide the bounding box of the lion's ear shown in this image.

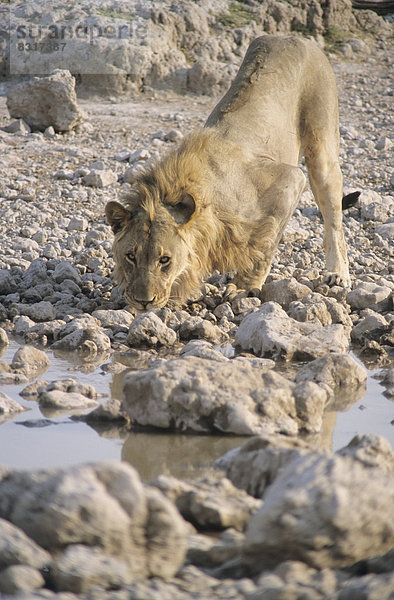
[168,193,196,225]
[105,201,131,234]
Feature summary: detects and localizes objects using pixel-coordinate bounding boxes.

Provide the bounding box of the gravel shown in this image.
[0,13,393,600]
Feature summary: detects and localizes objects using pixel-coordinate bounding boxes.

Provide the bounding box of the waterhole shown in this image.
[0,340,392,481]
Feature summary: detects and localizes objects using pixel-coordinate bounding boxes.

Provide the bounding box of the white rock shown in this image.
[358,189,382,207]
[114,148,132,162]
[0,564,45,595]
[123,356,305,436]
[288,293,332,326]
[127,312,177,348]
[0,462,186,579]
[351,311,388,342]
[0,518,51,570]
[20,301,56,322]
[6,70,84,132]
[232,296,261,315]
[235,302,349,360]
[375,222,394,240]
[44,125,56,139]
[154,475,261,531]
[83,169,117,188]
[179,316,225,343]
[51,327,111,357]
[164,129,183,142]
[295,353,367,410]
[260,278,311,310]
[347,281,392,312]
[2,119,31,134]
[217,435,312,499]
[375,137,392,151]
[50,544,133,593]
[243,452,394,570]
[128,149,151,163]
[0,392,26,419]
[92,309,134,332]
[13,316,35,335]
[0,328,8,347]
[11,345,50,379]
[180,339,228,362]
[38,390,98,412]
[337,434,394,474]
[53,260,81,284]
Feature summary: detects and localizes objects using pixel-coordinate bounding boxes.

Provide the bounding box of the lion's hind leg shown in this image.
[305,137,350,288]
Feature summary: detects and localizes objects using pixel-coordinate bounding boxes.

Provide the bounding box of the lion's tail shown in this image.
[342,191,361,210]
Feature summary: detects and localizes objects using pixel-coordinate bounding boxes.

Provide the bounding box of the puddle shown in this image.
[0,340,393,481]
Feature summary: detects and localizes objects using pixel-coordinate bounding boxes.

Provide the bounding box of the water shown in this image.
[0,341,393,481]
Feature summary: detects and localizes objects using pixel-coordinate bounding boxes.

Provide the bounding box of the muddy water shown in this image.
[0,341,393,481]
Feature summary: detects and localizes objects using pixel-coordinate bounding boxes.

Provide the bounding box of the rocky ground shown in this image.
[0,1,393,597]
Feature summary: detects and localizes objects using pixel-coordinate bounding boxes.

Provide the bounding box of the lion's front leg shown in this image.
[234,163,306,296]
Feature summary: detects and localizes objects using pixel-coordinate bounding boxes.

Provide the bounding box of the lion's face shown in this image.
[106,198,195,311]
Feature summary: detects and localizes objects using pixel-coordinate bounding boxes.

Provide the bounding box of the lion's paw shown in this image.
[323,272,351,288]
[223,283,247,302]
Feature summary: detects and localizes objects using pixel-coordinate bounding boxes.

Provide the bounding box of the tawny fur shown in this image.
[106,35,350,312]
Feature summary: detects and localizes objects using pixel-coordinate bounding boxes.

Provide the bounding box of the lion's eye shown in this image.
[125,253,136,264]
[159,256,171,267]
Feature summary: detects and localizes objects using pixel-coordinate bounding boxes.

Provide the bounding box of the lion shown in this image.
[106,35,353,312]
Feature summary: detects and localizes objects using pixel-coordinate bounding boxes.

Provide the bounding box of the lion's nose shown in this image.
[135,296,157,309]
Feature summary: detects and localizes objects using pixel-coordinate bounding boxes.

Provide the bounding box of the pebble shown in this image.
[82,169,118,187]
[0,392,26,419]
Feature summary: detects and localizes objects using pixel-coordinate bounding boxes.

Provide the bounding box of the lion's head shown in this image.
[105,130,251,312]
[105,193,197,312]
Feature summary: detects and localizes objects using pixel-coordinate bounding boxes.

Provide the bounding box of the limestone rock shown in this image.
[180,339,229,362]
[261,278,311,310]
[7,70,84,132]
[53,261,81,285]
[126,312,177,348]
[338,573,394,600]
[83,169,118,188]
[0,270,18,295]
[351,310,388,342]
[154,475,261,532]
[0,393,24,422]
[0,564,45,595]
[51,327,111,358]
[295,352,367,410]
[179,316,225,343]
[288,293,332,326]
[0,518,51,570]
[376,222,394,241]
[19,300,56,322]
[216,435,312,499]
[188,59,238,96]
[187,529,245,569]
[68,216,88,232]
[0,461,187,580]
[235,302,350,360]
[50,544,132,593]
[144,486,189,579]
[243,452,394,570]
[10,345,50,379]
[38,390,98,413]
[1,118,31,135]
[347,281,392,312]
[336,433,394,474]
[122,356,300,436]
[92,309,134,333]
